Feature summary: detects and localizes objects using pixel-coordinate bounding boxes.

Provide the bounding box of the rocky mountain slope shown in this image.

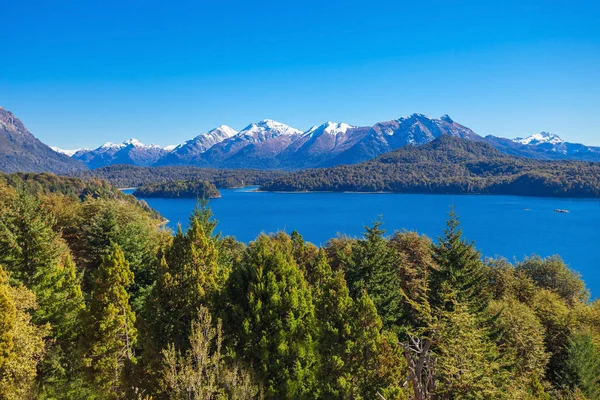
[0,107,85,174]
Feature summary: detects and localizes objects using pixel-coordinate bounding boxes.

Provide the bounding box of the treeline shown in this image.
[260,135,600,197]
[0,174,600,398]
[77,164,286,189]
[134,180,221,199]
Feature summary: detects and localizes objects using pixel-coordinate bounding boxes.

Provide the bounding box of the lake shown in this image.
[125,188,600,296]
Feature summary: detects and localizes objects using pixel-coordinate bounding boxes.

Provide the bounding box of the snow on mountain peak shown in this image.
[164,144,177,151]
[302,122,354,138]
[100,141,125,150]
[123,138,144,147]
[97,139,163,151]
[513,132,565,146]
[210,125,238,138]
[240,120,302,139]
[324,121,353,134]
[50,146,85,157]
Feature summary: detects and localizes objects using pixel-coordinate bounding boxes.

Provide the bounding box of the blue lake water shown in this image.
[125,188,600,297]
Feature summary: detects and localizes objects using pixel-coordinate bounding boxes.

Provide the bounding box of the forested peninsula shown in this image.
[133,180,221,199]
[260,135,600,198]
[0,172,599,398]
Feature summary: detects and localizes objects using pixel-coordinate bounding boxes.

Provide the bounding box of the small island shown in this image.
[133,180,221,199]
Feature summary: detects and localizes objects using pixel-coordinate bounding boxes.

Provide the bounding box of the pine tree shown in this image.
[565,333,600,399]
[223,233,318,399]
[0,190,61,285]
[346,220,405,332]
[431,208,490,313]
[146,203,225,353]
[82,244,137,396]
[309,250,406,399]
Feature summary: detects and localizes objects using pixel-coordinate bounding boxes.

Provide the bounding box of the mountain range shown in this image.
[260,135,600,198]
[2,106,600,174]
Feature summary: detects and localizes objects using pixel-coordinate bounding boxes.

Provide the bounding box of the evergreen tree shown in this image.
[223,233,318,399]
[0,267,15,372]
[0,266,49,399]
[431,208,490,313]
[81,245,137,396]
[565,333,600,399]
[0,190,86,393]
[346,220,405,332]
[308,250,406,399]
[434,297,508,398]
[146,202,225,353]
[160,306,258,399]
[390,231,436,330]
[0,190,61,285]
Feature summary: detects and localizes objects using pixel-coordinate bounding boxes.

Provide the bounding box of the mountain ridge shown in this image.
[2,107,599,174]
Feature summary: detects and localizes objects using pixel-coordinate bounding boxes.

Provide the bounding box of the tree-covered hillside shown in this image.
[134,180,221,199]
[77,164,286,189]
[261,135,600,198]
[0,173,599,398]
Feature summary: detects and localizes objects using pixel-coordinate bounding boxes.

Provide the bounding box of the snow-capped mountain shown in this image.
[513,132,565,146]
[485,131,600,161]
[50,146,86,157]
[321,113,484,166]
[237,119,302,142]
[72,138,172,168]
[156,125,238,166]
[37,113,600,171]
[277,122,367,168]
[196,120,305,168]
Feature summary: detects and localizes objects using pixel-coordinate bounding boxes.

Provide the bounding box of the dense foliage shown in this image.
[77,165,286,189]
[0,173,599,398]
[134,180,221,199]
[260,135,600,198]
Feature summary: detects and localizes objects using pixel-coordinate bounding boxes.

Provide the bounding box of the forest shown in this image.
[0,171,599,399]
[134,181,221,199]
[77,165,285,189]
[260,136,600,198]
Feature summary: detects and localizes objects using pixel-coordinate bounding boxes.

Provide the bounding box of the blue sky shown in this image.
[2,0,599,148]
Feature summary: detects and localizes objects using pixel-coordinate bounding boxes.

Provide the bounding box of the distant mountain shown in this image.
[321,113,484,166]
[155,125,238,166]
[0,107,85,174]
[72,138,171,168]
[151,114,484,169]
[485,132,600,161]
[277,122,369,168]
[260,135,600,198]
[40,111,600,169]
[50,146,87,157]
[197,119,304,168]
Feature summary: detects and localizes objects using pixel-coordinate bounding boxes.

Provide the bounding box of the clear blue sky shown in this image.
[2,0,599,148]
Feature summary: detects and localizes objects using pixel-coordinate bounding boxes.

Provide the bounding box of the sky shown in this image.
[1,0,600,149]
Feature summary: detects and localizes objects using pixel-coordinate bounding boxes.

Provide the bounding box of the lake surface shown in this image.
[125,188,600,297]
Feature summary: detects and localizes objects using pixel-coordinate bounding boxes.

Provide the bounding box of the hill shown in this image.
[133,180,221,199]
[259,135,600,198]
[77,164,286,188]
